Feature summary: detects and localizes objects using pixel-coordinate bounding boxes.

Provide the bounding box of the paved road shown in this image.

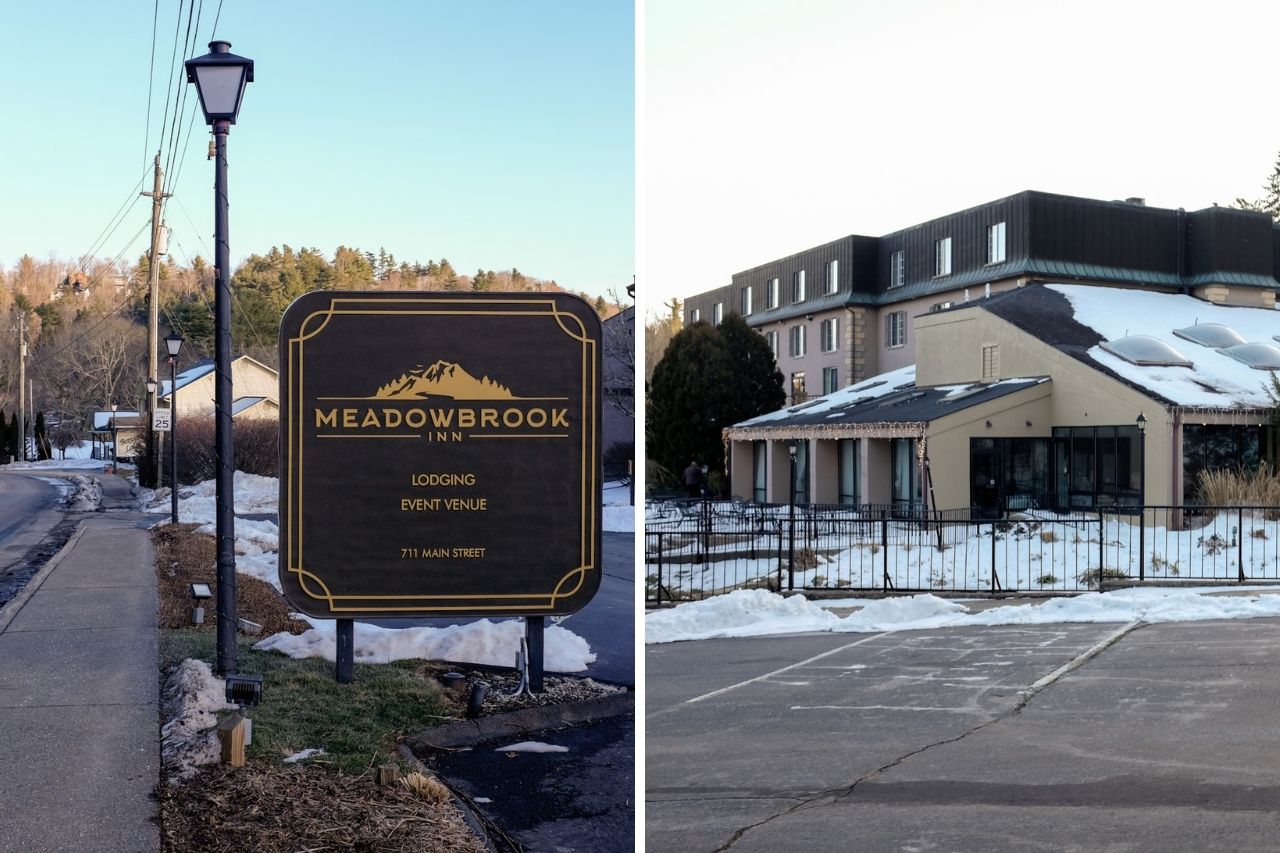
[647,619,1280,852]
[0,470,68,574]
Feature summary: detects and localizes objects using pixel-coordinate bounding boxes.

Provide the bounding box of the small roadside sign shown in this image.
[153,408,172,432]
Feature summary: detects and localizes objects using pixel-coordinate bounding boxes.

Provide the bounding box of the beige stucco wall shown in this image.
[729,441,754,500]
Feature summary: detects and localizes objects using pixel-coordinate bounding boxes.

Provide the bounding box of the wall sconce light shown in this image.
[1025,420,1033,427]
[805,313,814,321]
[985,420,992,428]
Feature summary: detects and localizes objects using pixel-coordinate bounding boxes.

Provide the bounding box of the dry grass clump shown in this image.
[158,762,485,853]
[1196,464,1280,508]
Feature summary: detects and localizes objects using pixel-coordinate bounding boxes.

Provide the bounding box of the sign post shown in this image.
[279,291,603,686]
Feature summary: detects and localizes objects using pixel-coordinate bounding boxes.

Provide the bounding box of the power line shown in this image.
[74,166,151,273]
[142,0,160,174]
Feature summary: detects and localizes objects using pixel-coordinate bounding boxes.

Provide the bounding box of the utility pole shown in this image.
[142,153,171,485]
[15,313,26,462]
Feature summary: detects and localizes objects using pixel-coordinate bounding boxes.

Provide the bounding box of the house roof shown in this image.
[160,354,278,399]
[232,396,275,416]
[91,410,141,431]
[977,284,1280,410]
[730,365,1049,435]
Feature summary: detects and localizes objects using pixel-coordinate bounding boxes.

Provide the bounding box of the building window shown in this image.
[934,237,952,277]
[766,278,779,309]
[790,372,806,404]
[891,438,919,512]
[792,270,806,303]
[822,366,838,394]
[741,286,753,315]
[713,302,723,324]
[987,221,1007,264]
[789,324,806,357]
[981,344,999,380]
[765,330,779,358]
[1053,426,1142,510]
[838,438,858,505]
[820,317,838,352]
[886,311,905,348]
[691,308,701,323]
[753,441,767,503]
[825,259,839,295]
[889,250,905,288]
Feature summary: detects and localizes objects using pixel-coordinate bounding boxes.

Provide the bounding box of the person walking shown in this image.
[684,460,703,497]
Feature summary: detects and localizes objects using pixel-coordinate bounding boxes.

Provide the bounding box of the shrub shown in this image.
[1036,573,1058,585]
[1040,530,1059,543]
[174,417,279,485]
[1196,464,1280,507]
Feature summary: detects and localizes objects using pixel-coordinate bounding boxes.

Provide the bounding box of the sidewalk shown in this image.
[0,473,158,852]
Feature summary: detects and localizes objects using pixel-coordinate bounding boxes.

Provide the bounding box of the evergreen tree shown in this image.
[438,258,460,290]
[1236,151,1280,220]
[718,313,786,426]
[34,411,50,461]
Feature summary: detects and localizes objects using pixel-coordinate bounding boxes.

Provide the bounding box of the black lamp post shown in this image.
[109,402,118,474]
[787,439,798,590]
[187,40,253,676]
[166,333,184,526]
[1136,412,1147,507]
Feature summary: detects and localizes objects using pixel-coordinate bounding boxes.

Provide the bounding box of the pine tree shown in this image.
[34,411,50,461]
[1236,151,1280,220]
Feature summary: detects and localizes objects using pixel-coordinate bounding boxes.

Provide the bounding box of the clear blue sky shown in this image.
[1,1,634,298]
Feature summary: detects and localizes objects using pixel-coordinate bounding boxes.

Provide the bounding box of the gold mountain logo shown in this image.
[373,360,516,400]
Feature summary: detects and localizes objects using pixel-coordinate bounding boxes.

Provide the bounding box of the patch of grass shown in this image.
[1251,528,1269,540]
[1040,530,1059,543]
[1077,566,1129,589]
[161,630,452,774]
[1035,574,1058,585]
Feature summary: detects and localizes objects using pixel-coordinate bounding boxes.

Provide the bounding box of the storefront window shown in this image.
[752,441,767,503]
[1183,424,1263,503]
[792,440,809,505]
[891,438,918,512]
[838,439,858,505]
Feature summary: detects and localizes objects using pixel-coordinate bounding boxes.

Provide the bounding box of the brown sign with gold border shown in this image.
[278,291,602,618]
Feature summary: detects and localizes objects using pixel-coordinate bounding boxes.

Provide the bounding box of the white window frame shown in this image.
[890,250,905,288]
[766,278,779,309]
[886,311,906,348]
[789,324,806,358]
[713,302,723,324]
[741,286,753,316]
[792,270,806,303]
[987,221,1007,264]
[825,259,839,295]
[820,317,838,353]
[765,330,779,358]
[934,237,952,277]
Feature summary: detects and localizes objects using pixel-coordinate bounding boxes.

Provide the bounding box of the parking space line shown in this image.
[647,632,889,718]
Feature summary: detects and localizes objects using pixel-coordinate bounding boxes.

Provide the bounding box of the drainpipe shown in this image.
[1171,408,1182,509]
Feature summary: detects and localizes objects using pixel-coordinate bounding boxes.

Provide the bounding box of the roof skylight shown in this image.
[1216,343,1280,371]
[1173,323,1246,348]
[1099,336,1193,368]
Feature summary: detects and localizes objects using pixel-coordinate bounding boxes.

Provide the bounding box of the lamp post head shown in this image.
[110,402,118,413]
[1136,412,1147,433]
[146,378,158,395]
[787,438,798,459]
[185,40,254,125]
[165,331,184,359]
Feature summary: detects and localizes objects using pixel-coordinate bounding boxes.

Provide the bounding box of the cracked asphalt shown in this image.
[646,618,1280,852]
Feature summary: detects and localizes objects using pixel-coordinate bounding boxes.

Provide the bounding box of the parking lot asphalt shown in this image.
[646,618,1280,853]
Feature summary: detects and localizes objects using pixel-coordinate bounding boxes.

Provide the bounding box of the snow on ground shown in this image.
[255,615,595,672]
[495,741,569,753]
[6,440,109,470]
[282,748,326,763]
[65,475,103,512]
[156,471,279,522]
[603,479,635,532]
[160,658,237,779]
[646,587,1280,644]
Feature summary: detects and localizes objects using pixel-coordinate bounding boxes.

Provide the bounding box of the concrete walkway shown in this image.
[0,473,158,852]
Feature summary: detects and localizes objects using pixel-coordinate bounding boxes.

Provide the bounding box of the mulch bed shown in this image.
[157,762,487,853]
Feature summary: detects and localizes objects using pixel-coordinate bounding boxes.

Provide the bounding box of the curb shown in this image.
[407,691,634,753]
[0,522,86,634]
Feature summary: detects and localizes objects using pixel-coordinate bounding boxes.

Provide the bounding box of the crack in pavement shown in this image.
[708,621,1145,853]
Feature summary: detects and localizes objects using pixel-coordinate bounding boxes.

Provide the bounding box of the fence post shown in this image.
[1138,506,1145,582]
[655,533,664,607]
[1239,506,1246,583]
[777,526,785,592]
[1098,511,1105,590]
[990,521,998,594]
[882,517,889,594]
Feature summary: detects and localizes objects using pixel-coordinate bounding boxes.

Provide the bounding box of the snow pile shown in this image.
[65,475,103,512]
[159,471,278,522]
[495,741,569,753]
[645,589,844,642]
[282,748,325,763]
[196,516,279,556]
[647,587,1280,643]
[255,616,596,672]
[159,658,236,780]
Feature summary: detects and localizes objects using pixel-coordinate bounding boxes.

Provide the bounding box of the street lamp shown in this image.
[109,402,119,474]
[1136,412,1147,507]
[788,439,798,591]
[146,377,159,490]
[166,332,184,526]
[187,40,253,676]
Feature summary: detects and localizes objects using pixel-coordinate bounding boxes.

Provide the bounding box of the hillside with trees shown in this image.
[0,246,625,450]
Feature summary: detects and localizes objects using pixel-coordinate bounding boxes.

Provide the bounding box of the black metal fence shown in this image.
[644,500,1280,605]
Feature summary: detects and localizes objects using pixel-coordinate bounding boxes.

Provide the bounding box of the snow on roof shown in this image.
[232,396,271,416]
[737,365,917,426]
[92,410,140,431]
[1046,284,1280,409]
[160,360,215,398]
